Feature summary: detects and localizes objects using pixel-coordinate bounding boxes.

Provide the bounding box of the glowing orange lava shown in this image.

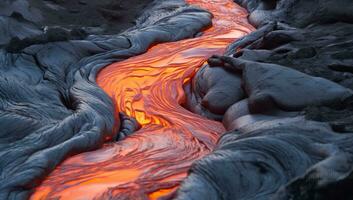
[31,0,254,199]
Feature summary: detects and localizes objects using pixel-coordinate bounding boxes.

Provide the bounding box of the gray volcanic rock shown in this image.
[0,1,212,199]
[223,22,353,133]
[0,14,42,46]
[0,0,43,22]
[186,1,353,127]
[0,0,155,34]
[0,0,157,48]
[233,57,351,111]
[274,154,353,200]
[177,118,353,200]
[184,65,244,120]
[2,0,353,199]
[179,0,353,199]
[222,98,298,131]
[235,0,353,27]
[190,54,352,121]
[222,99,250,129]
[117,112,141,141]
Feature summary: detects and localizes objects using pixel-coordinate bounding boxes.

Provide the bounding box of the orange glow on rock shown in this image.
[149,186,179,200]
[31,0,254,199]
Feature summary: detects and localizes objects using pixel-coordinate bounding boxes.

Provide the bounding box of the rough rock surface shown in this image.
[177,118,353,200]
[2,0,353,199]
[0,0,154,42]
[180,0,353,199]
[0,1,211,199]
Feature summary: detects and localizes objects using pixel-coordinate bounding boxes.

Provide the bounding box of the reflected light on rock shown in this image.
[31,0,254,199]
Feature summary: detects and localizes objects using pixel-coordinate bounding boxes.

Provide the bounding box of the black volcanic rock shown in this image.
[179,0,353,200]
[0,14,42,47]
[117,112,141,141]
[177,118,353,200]
[184,65,244,121]
[0,0,155,34]
[235,0,353,27]
[0,1,212,199]
[237,57,350,111]
[2,0,353,199]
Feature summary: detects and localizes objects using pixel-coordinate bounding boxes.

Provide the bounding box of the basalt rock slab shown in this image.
[234,0,353,27]
[240,58,352,112]
[0,14,42,47]
[176,118,353,200]
[0,1,212,199]
[190,54,352,121]
[222,22,353,133]
[274,154,353,200]
[184,65,244,121]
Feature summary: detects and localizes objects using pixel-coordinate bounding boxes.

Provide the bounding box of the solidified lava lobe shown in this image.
[31,0,254,199]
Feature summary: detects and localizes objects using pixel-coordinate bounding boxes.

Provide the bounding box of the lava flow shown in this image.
[31,0,254,199]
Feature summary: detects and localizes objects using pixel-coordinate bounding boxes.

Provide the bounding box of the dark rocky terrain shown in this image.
[0,0,153,45]
[179,0,353,199]
[1,0,353,199]
[0,0,211,199]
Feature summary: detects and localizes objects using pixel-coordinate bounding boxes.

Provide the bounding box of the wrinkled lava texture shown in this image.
[1,0,353,200]
[31,1,253,199]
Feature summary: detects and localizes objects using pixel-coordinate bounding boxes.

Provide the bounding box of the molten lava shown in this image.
[31,0,254,199]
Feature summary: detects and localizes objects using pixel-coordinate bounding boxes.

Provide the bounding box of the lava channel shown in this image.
[31,0,254,199]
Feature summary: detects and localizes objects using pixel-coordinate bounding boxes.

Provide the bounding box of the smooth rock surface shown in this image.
[0,1,211,199]
[185,65,244,120]
[179,0,353,199]
[177,118,353,200]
